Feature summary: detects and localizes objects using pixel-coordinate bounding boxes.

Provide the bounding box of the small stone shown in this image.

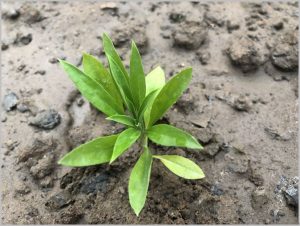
[271,43,298,71]
[48,57,58,64]
[14,33,32,46]
[100,2,118,10]
[251,187,269,210]
[17,103,29,113]
[2,8,20,20]
[284,185,298,207]
[272,21,284,30]
[1,42,9,51]
[45,191,73,211]
[169,12,186,23]
[205,10,225,27]
[29,109,61,130]
[211,184,224,196]
[203,143,220,157]
[3,92,18,111]
[197,50,211,65]
[227,20,240,33]
[34,70,46,75]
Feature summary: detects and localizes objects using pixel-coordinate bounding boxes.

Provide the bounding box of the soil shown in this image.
[1,1,299,224]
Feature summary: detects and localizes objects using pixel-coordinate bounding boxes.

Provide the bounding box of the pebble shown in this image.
[17,103,29,113]
[29,109,61,130]
[3,92,18,111]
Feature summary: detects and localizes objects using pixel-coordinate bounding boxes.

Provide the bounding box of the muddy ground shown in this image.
[1,1,299,224]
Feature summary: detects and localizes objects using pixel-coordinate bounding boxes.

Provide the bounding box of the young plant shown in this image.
[58,34,205,216]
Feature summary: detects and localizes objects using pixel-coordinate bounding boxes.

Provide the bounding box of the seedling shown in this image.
[58,34,205,216]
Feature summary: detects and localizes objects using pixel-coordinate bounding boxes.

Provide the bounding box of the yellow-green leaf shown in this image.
[147,124,202,149]
[110,128,141,163]
[145,66,165,96]
[129,147,152,216]
[58,134,118,167]
[153,155,205,179]
[149,68,192,126]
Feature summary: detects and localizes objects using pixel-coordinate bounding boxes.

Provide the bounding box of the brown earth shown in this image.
[1,1,299,224]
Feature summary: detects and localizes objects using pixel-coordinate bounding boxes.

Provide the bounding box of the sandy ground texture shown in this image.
[1,1,299,224]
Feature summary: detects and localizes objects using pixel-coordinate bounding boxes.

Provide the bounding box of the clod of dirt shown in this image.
[272,20,284,30]
[3,92,18,111]
[196,50,211,65]
[14,33,32,46]
[29,109,61,130]
[203,143,221,157]
[227,36,264,72]
[79,172,110,194]
[14,180,31,196]
[205,9,226,27]
[2,42,9,51]
[251,187,269,210]
[271,30,298,71]
[172,20,208,50]
[45,191,74,211]
[17,137,57,163]
[29,153,55,179]
[19,4,44,24]
[54,206,83,224]
[111,21,148,54]
[231,95,252,112]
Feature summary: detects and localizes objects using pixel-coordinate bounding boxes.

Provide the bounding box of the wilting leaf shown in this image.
[153,155,205,179]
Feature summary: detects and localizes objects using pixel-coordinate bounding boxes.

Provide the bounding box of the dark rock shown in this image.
[275,176,299,208]
[3,92,18,111]
[172,20,208,50]
[169,12,186,23]
[271,31,298,71]
[45,191,73,211]
[227,36,263,72]
[284,185,298,207]
[48,57,58,64]
[251,187,269,210]
[211,184,224,196]
[227,20,240,33]
[80,172,110,194]
[2,42,9,51]
[14,33,32,46]
[272,21,284,30]
[29,109,61,130]
[2,8,20,20]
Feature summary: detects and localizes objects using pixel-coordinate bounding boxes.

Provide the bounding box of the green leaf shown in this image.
[148,68,192,126]
[110,128,141,163]
[137,90,159,122]
[102,33,129,81]
[58,134,118,167]
[59,60,124,116]
[107,55,134,108]
[147,124,202,149]
[106,114,136,127]
[153,155,205,179]
[145,66,165,96]
[129,147,152,216]
[82,52,123,107]
[130,41,146,107]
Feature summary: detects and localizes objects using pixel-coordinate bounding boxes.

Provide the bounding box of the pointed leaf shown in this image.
[107,115,136,127]
[129,147,152,216]
[149,68,192,126]
[107,55,134,108]
[130,41,146,107]
[102,33,129,81]
[137,89,159,122]
[58,134,119,167]
[110,128,141,163]
[59,60,124,116]
[145,66,165,95]
[82,53,123,107]
[153,155,205,179]
[148,124,202,149]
